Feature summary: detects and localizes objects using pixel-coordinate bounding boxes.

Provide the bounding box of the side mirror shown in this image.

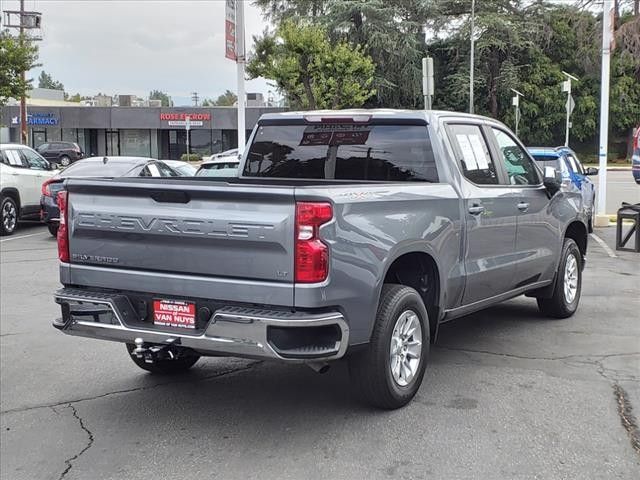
[584,167,598,176]
[543,166,562,196]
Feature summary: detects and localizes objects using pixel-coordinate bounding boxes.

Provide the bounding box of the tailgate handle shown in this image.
[150,191,190,204]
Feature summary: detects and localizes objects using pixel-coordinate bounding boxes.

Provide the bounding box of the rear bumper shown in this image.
[53,288,349,362]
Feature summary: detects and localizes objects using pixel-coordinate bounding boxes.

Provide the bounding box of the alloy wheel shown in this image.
[2,201,17,233]
[389,310,422,387]
[564,253,578,303]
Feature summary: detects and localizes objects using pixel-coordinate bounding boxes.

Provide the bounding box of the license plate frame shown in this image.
[152,299,196,329]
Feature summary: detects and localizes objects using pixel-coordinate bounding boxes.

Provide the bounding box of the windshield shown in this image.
[59,159,139,177]
[243,124,438,182]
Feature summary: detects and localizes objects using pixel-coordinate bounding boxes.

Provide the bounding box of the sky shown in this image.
[0,0,274,105]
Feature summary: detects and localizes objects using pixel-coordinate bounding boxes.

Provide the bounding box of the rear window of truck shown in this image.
[243,124,438,182]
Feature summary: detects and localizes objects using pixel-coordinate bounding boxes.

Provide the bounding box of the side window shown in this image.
[448,124,499,185]
[154,162,178,177]
[4,150,27,168]
[139,166,152,177]
[490,128,540,185]
[565,154,584,175]
[20,149,50,170]
[0,151,9,165]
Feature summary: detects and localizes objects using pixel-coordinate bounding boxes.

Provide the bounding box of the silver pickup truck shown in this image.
[52,110,588,409]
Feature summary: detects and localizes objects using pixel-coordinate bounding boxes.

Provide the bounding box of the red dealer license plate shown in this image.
[153,299,196,329]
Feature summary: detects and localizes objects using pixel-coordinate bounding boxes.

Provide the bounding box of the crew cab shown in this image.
[51,110,589,408]
[1,143,57,235]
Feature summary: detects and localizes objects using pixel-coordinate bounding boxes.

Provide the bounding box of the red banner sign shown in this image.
[225,0,237,60]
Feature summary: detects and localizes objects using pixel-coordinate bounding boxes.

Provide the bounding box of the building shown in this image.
[0,105,284,159]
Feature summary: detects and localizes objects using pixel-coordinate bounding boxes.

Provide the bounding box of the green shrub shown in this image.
[180,153,202,162]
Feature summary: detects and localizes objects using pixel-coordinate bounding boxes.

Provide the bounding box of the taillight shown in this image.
[295,202,333,283]
[42,179,53,196]
[57,191,70,262]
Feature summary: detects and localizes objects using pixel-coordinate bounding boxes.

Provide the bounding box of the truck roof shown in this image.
[258,109,497,124]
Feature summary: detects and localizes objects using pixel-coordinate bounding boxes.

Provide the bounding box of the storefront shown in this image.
[1,105,281,159]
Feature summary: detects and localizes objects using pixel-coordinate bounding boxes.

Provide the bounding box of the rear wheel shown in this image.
[349,284,429,409]
[47,223,59,237]
[59,155,71,167]
[125,344,200,374]
[1,196,18,236]
[537,238,582,318]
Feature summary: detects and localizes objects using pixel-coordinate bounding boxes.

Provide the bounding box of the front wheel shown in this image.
[1,196,18,236]
[537,238,582,318]
[59,155,71,167]
[348,284,430,409]
[125,344,200,374]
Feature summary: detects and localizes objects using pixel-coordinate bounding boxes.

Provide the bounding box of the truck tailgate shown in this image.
[65,179,295,285]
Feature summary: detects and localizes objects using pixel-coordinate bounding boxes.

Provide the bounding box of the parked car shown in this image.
[36,141,84,167]
[632,126,640,184]
[52,110,589,409]
[0,144,57,236]
[161,160,197,176]
[201,148,238,162]
[195,157,240,177]
[41,157,178,237]
[528,146,597,232]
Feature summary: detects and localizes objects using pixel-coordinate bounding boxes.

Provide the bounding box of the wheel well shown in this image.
[1,188,21,211]
[384,252,440,339]
[565,221,587,259]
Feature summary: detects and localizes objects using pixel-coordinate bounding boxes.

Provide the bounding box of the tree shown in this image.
[37,70,64,90]
[0,31,39,107]
[247,20,375,109]
[149,89,172,106]
[212,90,237,106]
[255,0,434,108]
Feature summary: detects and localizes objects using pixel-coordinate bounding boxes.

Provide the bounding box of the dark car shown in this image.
[41,156,178,236]
[36,141,84,167]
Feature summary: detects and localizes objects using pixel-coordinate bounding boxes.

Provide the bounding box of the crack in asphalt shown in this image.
[58,404,94,480]
[613,384,640,456]
[436,346,640,363]
[0,361,263,416]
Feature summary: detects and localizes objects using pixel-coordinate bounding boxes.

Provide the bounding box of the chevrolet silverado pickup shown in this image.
[52,110,589,409]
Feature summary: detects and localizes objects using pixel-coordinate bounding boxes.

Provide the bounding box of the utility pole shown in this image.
[19,0,27,144]
[510,89,524,137]
[191,92,199,107]
[595,0,613,226]
[469,0,476,114]
[2,1,42,145]
[561,71,578,147]
[236,0,246,154]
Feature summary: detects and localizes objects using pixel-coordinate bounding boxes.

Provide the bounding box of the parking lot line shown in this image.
[590,233,617,258]
[0,231,48,243]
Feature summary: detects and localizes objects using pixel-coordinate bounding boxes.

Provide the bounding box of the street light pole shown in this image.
[236,0,246,154]
[596,0,613,224]
[469,0,475,114]
[561,71,578,147]
[510,89,524,137]
[19,0,27,145]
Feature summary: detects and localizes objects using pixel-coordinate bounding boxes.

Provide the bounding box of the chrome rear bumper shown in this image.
[53,288,349,361]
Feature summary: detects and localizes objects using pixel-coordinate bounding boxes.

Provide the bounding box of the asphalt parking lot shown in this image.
[1,223,638,480]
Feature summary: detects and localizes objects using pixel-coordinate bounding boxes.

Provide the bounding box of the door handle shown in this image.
[468,204,485,215]
[517,202,529,212]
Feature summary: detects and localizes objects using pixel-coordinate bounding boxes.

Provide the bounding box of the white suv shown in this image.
[0,144,58,236]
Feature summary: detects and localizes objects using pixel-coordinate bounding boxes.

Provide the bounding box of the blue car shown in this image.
[528,146,598,232]
[632,127,640,184]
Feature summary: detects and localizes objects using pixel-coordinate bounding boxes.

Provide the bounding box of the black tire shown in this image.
[348,284,430,409]
[125,344,200,374]
[47,223,59,237]
[59,155,71,167]
[1,196,18,236]
[537,238,582,318]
